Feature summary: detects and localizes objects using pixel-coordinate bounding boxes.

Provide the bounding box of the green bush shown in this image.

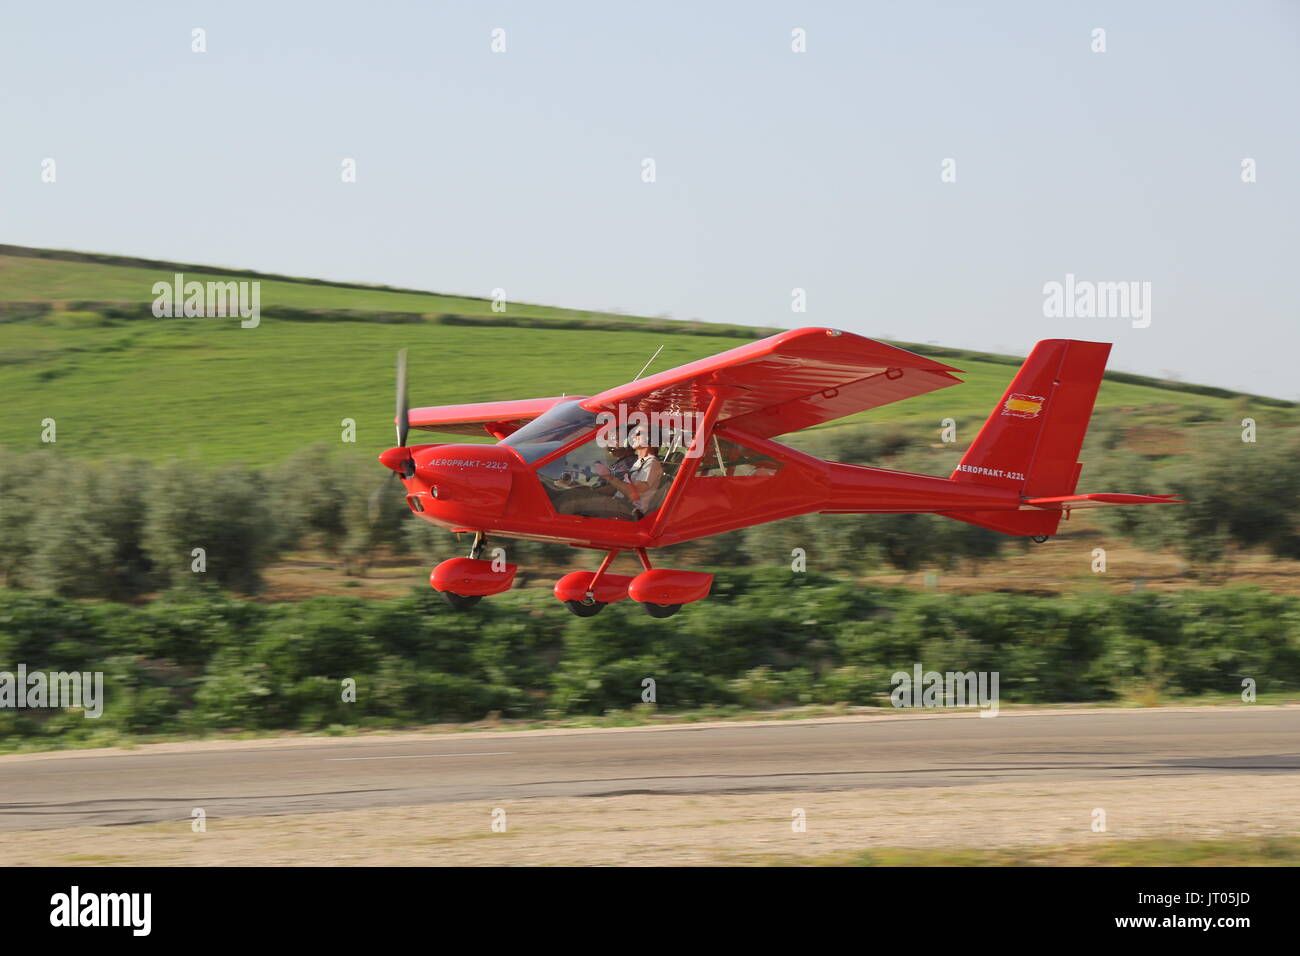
[3,572,1298,746]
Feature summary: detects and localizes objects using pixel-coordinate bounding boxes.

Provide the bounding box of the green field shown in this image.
[2,246,1294,464]
[0,245,644,320]
[801,836,1300,867]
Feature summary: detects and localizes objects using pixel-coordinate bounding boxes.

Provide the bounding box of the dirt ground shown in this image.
[872,535,1300,595]
[257,519,1300,603]
[3,773,1295,867]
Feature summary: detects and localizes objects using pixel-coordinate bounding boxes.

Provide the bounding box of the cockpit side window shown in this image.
[500,400,599,464]
[537,432,677,522]
[695,437,785,478]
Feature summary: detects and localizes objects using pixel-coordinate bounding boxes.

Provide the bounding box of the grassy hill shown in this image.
[2,245,1294,464]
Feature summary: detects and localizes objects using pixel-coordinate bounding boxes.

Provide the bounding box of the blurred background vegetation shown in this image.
[3,572,1297,749]
[2,245,1298,747]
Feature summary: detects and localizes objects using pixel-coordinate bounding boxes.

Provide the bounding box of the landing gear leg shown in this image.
[469,531,486,560]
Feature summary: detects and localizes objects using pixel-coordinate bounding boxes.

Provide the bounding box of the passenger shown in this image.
[595,427,665,517]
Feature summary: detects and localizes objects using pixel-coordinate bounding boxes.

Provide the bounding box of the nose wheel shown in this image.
[444,532,488,609]
[431,533,512,611]
[444,530,488,613]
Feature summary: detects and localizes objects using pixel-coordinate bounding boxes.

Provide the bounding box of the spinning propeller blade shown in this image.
[396,348,410,448]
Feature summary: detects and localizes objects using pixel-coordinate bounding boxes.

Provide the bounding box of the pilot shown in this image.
[550,443,641,520]
[595,426,665,517]
[595,444,636,493]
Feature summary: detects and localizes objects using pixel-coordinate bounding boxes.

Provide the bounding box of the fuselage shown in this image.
[384,427,1023,553]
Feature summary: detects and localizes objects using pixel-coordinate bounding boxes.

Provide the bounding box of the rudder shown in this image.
[942,339,1111,536]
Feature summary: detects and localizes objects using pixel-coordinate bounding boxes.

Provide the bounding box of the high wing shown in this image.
[407,397,581,438]
[582,328,962,438]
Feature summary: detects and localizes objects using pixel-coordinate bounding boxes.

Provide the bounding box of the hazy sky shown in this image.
[3,1,1297,397]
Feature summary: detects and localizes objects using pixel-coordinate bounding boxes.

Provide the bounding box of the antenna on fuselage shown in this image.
[633,344,664,382]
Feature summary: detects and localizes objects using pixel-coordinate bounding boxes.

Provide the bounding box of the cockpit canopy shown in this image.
[499,400,597,464]
[500,396,790,526]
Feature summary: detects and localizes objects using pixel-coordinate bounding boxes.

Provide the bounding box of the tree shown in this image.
[30,459,154,599]
[145,461,278,593]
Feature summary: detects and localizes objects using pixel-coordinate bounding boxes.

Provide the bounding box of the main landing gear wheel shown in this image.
[440,591,483,611]
[1031,535,1051,544]
[642,602,682,619]
[565,599,606,617]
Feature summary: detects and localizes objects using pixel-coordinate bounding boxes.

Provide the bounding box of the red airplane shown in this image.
[379,328,1177,617]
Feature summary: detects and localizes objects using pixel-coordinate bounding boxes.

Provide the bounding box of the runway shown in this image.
[3,706,1297,832]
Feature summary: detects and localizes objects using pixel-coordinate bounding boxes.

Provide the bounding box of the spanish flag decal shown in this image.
[1002,393,1045,419]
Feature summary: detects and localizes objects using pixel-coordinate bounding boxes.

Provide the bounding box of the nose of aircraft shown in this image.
[408,443,516,521]
[377,446,413,474]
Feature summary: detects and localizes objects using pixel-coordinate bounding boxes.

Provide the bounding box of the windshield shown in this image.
[500,400,598,464]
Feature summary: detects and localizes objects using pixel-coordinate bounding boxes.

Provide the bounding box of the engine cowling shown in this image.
[412,444,515,524]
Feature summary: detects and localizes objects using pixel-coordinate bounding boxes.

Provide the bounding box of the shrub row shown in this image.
[2,571,1296,744]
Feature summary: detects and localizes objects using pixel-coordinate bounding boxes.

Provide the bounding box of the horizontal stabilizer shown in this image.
[1022,493,1181,510]
[941,492,1179,536]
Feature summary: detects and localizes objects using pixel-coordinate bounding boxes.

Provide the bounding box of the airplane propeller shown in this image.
[395,347,410,448]
[370,348,414,521]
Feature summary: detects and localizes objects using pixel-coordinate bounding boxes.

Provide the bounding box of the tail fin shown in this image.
[942,339,1110,536]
